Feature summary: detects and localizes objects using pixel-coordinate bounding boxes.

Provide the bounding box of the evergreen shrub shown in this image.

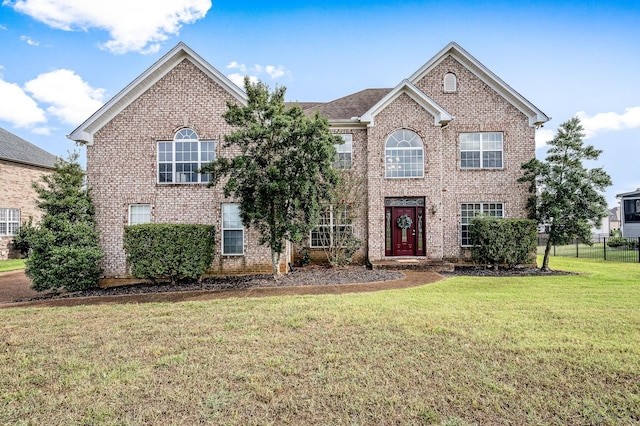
[470,218,537,268]
[123,224,216,283]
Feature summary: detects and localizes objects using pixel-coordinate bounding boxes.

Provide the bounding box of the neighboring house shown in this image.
[69,41,549,280]
[617,189,640,238]
[0,127,58,259]
[609,206,621,233]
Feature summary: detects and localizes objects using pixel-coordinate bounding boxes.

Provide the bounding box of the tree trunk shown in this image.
[541,238,553,271]
[271,250,282,278]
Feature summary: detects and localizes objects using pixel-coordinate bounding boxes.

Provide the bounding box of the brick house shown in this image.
[69,42,549,280]
[0,127,58,259]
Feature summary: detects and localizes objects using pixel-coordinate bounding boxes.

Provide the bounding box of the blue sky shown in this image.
[1,0,639,206]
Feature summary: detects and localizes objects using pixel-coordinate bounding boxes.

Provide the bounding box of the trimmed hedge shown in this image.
[123,224,216,283]
[469,218,537,268]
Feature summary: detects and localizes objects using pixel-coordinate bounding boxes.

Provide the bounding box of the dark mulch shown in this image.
[443,266,576,277]
[11,266,404,303]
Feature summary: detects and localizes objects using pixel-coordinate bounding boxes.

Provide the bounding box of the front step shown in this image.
[369,259,454,273]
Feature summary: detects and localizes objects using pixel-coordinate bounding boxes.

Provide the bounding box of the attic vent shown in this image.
[444,73,457,92]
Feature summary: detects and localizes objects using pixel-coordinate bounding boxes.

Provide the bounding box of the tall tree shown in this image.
[21,152,103,291]
[519,116,612,270]
[201,78,341,276]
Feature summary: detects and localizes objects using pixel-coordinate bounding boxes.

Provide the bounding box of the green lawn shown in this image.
[1,257,639,425]
[0,259,25,273]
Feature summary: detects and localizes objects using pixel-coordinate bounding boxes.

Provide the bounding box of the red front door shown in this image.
[385,204,425,256]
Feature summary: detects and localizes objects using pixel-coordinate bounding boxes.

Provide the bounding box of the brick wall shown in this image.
[0,160,51,259]
[365,55,535,262]
[88,59,277,278]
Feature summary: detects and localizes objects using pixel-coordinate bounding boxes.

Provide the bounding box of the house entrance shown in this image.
[384,198,425,256]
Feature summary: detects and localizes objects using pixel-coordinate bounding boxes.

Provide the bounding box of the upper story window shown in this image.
[624,199,640,223]
[385,129,424,178]
[129,204,151,225]
[334,134,353,170]
[444,73,457,92]
[460,203,504,246]
[460,132,503,169]
[0,208,20,236]
[158,128,215,184]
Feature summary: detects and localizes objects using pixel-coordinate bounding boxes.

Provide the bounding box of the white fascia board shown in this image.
[360,79,452,127]
[409,42,550,127]
[617,190,640,199]
[67,42,247,145]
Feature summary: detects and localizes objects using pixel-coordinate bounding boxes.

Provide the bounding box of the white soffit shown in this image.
[68,42,247,145]
[409,42,550,127]
[360,79,452,127]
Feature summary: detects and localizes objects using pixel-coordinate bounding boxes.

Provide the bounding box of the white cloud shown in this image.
[6,0,211,54]
[226,61,289,86]
[20,35,40,46]
[24,69,104,125]
[227,73,258,88]
[0,24,7,30]
[576,106,640,138]
[0,78,47,127]
[265,65,285,79]
[31,126,52,136]
[535,128,554,149]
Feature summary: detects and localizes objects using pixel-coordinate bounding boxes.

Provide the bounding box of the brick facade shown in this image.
[72,42,546,280]
[0,160,51,259]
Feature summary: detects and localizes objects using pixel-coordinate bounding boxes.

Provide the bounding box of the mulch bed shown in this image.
[1,265,573,308]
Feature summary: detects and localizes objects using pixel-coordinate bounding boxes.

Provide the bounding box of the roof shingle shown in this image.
[0,127,58,169]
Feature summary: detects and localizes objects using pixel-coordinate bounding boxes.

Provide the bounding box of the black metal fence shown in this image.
[537,235,640,263]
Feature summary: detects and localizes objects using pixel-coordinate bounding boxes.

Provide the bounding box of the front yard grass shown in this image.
[0,259,25,273]
[1,257,639,425]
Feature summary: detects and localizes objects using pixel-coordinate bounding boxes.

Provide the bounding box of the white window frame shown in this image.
[460,132,503,169]
[460,203,504,246]
[0,208,20,236]
[310,205,353,248]
[222,203,244,256]
[128,204,151,225]
[158,128,215,184]
[334,134,353,170]
[385,129,424,178]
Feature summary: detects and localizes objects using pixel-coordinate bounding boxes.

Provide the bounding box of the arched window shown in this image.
[444,73,457,92]
[385,129,424,178]
[158,128,215,183]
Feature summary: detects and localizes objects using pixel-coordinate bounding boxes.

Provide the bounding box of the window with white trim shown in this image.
[0,208,20,236]
[460,203,504,246]
[385,129,424,178]
[222,203,244,255]
[158,128,215,183]
[444,73,457,92]
[129,204,151,225]
[334,134,352,169]
[460,132,503,169]
[310,205,353,248]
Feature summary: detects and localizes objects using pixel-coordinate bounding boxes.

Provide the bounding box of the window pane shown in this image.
[129,204,151,225]
[223,230,243,255]
[223,204,242,228]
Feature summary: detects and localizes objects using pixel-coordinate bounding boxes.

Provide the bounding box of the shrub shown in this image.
[12,217,37,256]
[123,224,216,283]
[24,153,103,293]
[470,218,537,268]
[607,236,639,249]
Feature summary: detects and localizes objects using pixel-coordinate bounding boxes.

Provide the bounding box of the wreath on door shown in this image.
[396,214,413,229]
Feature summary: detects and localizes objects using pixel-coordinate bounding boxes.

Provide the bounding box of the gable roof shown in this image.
[301,89,392,122]
[68,42,247,145]
[0,126,57,169]
[409,42,550,127]
[360,80,452,127]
